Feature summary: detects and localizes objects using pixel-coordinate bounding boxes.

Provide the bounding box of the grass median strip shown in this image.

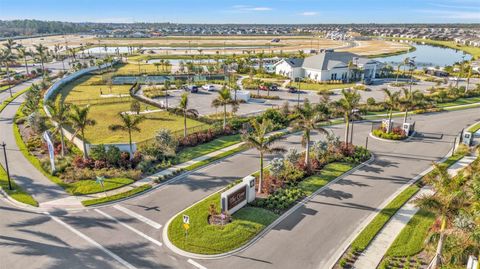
[0,165,38,207]
[183,144,249,171]
[82,184,152,206]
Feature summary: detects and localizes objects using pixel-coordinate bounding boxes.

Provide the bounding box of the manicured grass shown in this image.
[176,134,241,163]
[436,96,480,108]
[468,122,480,133]
[0,165,38,207]
[351,184,421,251]
[69,177,134,195]
[82,184,152,206]
[183,144,249,172]
[386,209,435,257]
[167,191,279,254]
[0,86,32,112]
[115,63,171,75]
[299,162,355,195]
[287,82,356,91]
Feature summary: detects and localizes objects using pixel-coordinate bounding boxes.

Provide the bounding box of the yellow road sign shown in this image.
[183,223,190,230]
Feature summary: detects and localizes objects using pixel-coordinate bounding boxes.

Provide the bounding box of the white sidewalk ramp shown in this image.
[353,154,477,269]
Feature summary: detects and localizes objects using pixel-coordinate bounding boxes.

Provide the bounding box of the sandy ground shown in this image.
[9,34,410,56]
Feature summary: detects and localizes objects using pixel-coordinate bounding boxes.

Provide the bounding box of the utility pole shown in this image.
[1,142,12,190]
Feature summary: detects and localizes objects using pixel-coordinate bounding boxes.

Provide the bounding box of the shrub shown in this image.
[372,128,406,140]
[262,187,305,212]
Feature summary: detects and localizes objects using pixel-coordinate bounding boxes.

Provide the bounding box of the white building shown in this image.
[275,51,383,82]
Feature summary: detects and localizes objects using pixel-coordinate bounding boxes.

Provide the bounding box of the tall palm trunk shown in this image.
[304,131,310,166]
[403,108,408,124]
[258,152,264,194]
[432,216,446,268]
[23,56,29,74]
[183,111,187,138]
[81,129,88,159]
[60,127,66,157]
[223,104,227,130]
[344,114,350,144]
[395,65,401,83]
[128,129,133,160]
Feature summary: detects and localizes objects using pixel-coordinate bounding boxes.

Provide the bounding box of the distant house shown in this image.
[274,50,383,82]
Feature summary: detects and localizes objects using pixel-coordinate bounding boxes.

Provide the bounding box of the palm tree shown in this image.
[109,113,145,159]
[47,100,70,157]
[34,44,48,76]
[382,88,401,132]
[241,119,285,194]
[465,65,472,92]
[164,80,171,109]
[338,89,360,145]
[293,99,328,166]
[178,93,199,137]
[347,60,355,83]
[16,45,30,75]
[414,163,468,268]
[0,48,16,96]
[211,86,237,131]
[69,105,96,159]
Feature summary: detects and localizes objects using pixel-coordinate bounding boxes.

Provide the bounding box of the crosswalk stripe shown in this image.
[188,259,208,269]
[113,204,162,229]
[47,212,137,269]
[94,209,163,247]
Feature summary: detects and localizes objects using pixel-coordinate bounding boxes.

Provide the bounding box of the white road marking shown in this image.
[94,209,163,247]
[46,213,137,269]
[113,204,162,229]
[188,259,208,269]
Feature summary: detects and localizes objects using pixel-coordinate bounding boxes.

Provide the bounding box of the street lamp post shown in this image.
[1,142,12,190]
[297,81,301,106]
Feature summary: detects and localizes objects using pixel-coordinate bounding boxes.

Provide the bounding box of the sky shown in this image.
[0,0,479,24]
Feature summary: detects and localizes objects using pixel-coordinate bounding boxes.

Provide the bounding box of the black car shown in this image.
[288,86,298,93]
[184,85,199,93]
[269,84,279,91]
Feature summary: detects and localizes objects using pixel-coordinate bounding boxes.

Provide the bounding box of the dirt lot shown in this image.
[338,40,411,56]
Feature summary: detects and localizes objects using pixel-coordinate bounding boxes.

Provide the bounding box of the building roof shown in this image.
[302,51,362,70]
[282,58,304,68]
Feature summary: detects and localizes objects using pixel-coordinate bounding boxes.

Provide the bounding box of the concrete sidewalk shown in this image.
[353,154,478,269]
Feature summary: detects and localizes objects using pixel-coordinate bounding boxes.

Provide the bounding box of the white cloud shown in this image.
[232,5,272,12]
[300,11,318,16]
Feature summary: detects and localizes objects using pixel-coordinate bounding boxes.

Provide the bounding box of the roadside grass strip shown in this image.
[385,209,436,258]
[350,184,421,252]
[183,144,249,172]
[82,184,152,206]
[347,148,469,255]
[167,161,356,255]
[176,134,241,164]
[0,86,31,113]
[0,164,38,207]
[468,122,480,133]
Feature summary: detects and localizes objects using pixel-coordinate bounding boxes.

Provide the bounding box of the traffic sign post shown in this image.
[96,176,107,197]
[182,215,190,247]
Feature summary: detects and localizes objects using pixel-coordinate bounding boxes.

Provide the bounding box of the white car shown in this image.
[202,84,215,91]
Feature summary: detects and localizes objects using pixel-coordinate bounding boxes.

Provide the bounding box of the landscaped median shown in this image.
[81,184,152,207]
[164,141,372,257]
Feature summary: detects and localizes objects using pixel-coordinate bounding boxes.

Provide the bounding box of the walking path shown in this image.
[353,154,478,269]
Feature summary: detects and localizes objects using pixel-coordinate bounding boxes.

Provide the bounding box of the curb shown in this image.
[0,187,43,212]
[162,154,376,260]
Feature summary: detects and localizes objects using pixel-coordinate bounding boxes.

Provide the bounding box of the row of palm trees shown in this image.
[0,39,50,79]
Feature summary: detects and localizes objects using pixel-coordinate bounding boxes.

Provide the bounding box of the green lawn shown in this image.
[386,209,435,257]
[184,144,249,172]
[167,191,279,254]
[82,184,152,206]
[468,122,480,133]
[0,164,38,207]
[176,134,241,163]
[287,82,356,91]
[299,162,355,195]
[436,96,480,108]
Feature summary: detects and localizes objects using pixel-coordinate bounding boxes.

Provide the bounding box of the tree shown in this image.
[178,93,199,137]
[0,43,17,96]
[414,163,468,268]
[69,105,96,159]
[130,100,141,115]
[164,80,171,109]
[16,45,30,75]
[382,88,401,131]
[109,113,145,159]
[211,86,237,131]
[34,43,48,76]
[465,65,472,92]
[338,89,360,145]
[241,119,285,194]
[293,99,328,166]
[46,99,70,157]
[347,60,355,83]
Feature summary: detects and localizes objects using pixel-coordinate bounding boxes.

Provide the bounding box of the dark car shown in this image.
[288,86,298,93]
[189,85,199,93]
[269,84,279,91]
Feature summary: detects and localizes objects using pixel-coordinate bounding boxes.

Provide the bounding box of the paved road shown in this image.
[1,105,479,269]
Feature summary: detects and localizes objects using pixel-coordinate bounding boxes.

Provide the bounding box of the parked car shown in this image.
[269,84,279,91]
[363,78,373,85]
[259,85,268,91]
[185,85,199,93]
[202,84,216,91]
[288,86,298,93]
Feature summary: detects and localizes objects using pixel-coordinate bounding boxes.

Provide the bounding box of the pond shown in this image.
[374,42,472,69]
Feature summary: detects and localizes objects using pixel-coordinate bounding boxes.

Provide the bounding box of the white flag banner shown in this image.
[43,131,56,172]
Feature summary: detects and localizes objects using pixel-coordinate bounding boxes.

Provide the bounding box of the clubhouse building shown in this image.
[274,50,383,82]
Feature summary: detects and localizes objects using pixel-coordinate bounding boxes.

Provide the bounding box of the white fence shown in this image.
[43,61,137,155]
